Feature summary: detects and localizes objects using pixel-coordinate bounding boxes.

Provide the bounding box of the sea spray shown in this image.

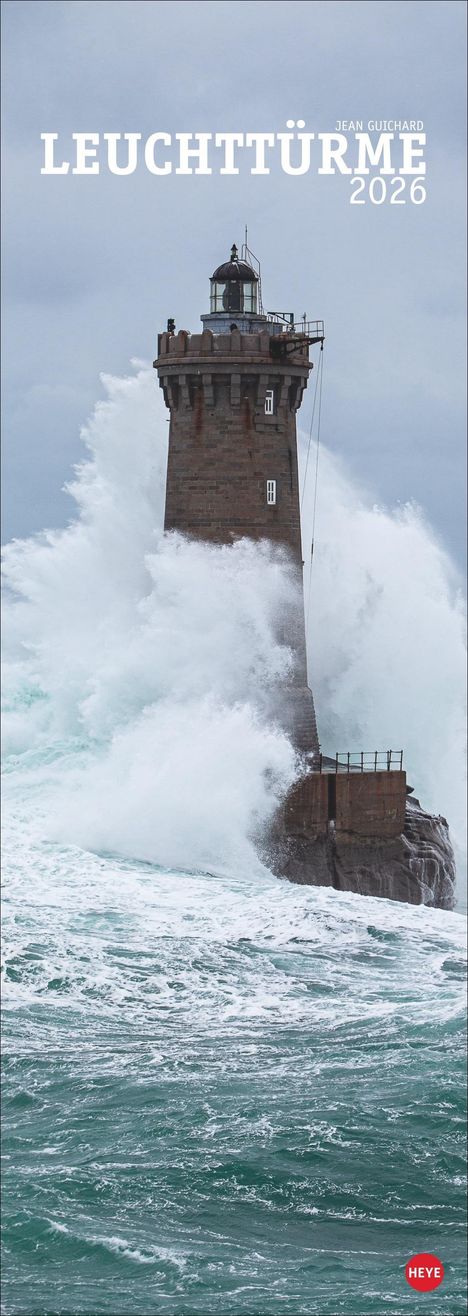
[299,439,467,873]
[2,364,467,1316]
[2,362,466,884]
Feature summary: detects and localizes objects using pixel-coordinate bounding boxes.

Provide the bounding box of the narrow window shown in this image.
[266,479,277,506]
[265,389,274,415]
[243,282,257,313]
[211,282,227,311]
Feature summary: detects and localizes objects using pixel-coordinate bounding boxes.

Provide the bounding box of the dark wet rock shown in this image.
[265,792,456,910]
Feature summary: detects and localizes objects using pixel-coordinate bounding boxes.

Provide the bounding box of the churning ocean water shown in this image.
[2,366,467,1315]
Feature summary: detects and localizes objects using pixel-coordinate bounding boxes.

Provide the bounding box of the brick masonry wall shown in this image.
[335,771,407,840]
[280,770,407,841]
[155,325,319,753]
[155,328,310,564]
[284,772,329,837]
[163,389,304,556]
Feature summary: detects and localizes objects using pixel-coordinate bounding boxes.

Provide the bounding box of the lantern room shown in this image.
[209,244,258,315]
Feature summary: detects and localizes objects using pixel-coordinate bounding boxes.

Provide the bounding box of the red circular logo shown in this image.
[405,1253,444,1291]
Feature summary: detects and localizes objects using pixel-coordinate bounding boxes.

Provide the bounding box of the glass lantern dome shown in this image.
[209,244,258,315]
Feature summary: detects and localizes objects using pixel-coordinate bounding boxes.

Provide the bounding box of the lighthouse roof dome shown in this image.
[212,243,258,283]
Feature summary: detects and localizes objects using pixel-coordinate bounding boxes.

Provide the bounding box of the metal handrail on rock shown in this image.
[316,750,404,774]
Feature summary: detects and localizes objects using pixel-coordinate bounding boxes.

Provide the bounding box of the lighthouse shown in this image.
[155,242,324,755]
[154,242,455,909]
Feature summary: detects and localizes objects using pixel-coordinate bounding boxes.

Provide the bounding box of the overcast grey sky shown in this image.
[1,0,466,568]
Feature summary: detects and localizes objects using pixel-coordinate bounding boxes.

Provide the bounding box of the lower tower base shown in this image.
[265,777,456,910]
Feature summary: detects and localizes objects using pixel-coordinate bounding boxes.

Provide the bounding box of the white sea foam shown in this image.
[2,362,466,889]
[2,792,465,1039]
[98,1236,188,1268]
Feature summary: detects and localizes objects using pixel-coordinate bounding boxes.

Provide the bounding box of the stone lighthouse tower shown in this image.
[153,242,455,910]
[155,242,324,754]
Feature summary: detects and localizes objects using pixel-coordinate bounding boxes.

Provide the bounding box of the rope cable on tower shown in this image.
[303,344,324,629]
[300,347,321,515]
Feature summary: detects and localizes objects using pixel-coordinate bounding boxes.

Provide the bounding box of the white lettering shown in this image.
[400,133,426,175]
[215,132,244,174]
[72,133,100,175]
[175,133,212,175]
[318,133,352,175]
[40,132,69,175]
[277,124,315,176]
[245,132,275,174]
[103,133,141,175]
[145,132,172,175]
[355,132,395,174]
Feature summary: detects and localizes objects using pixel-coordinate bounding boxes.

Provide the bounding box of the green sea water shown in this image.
[2,757,466,1316]
[2,365,467,1314]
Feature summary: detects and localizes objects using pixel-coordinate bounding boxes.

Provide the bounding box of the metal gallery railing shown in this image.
[268,312,325,340]
[317,751,404,774]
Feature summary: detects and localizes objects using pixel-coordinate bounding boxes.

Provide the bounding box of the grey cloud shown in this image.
[2,0,466,566]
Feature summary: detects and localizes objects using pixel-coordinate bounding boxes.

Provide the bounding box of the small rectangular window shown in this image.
[264,389,274,415]
[266,479,277,506]
[210,282,226,312]
[243,283,257,313]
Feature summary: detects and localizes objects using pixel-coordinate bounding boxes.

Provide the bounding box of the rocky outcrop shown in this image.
[266,787,456,910]
[399,794,456,909]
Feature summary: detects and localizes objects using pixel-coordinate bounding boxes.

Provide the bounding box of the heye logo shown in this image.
[405,1253,445,1292]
